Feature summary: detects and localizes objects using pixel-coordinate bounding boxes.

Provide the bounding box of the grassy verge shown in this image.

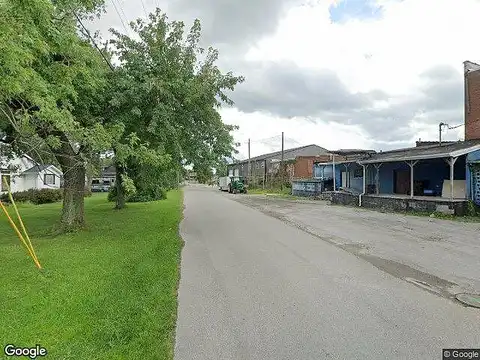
[0,191,183,359]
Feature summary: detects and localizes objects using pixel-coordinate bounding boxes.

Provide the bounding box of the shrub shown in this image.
[466,200,480,217]
[107,186,117,202]
[1,188,63,205]
[107,184,167,203]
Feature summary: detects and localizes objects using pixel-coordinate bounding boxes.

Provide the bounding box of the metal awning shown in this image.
[358,142,480,164]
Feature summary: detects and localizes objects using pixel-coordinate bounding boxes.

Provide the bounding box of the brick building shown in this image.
[291,154,347,179]
[464,61,480,141]
[227,144,330,185]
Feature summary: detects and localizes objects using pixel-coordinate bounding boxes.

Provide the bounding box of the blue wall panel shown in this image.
[466,150,480,201]
[371,157,466,195]
[314,155,470,195]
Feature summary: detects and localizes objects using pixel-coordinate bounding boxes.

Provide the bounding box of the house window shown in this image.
[353,168,363,178]
[1,174,11,191]
[44,174,55,185]
[92,179,100,185]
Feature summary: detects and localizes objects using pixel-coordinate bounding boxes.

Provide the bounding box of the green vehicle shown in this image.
[228,176,248,194]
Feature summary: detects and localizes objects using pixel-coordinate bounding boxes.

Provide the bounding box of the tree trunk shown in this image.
[39,129,87,232]
[60,160,86,231]
[115,163,126,209]
[86,170,93,192]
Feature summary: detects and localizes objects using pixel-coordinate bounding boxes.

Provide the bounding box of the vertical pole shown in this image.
[247,138,251,186]
[407,160,418,198]
[410,162,414,198]
[449,157,458,201]
[362,164,366,194]
[374,163,382,194]
[439,123,443,145]
[332,154,336,191]
[281,132,284,190]
[263,160,266,190]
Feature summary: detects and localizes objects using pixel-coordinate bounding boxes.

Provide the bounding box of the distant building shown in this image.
[91,165,116,192]
[227,144,330,184]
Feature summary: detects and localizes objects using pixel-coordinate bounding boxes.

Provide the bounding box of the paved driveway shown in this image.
[175,186,480,360]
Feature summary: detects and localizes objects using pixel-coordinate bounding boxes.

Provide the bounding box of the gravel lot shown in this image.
[233,194,480,298]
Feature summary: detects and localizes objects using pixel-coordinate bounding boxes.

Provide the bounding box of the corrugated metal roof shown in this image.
[358,140,480,164]
[231,144,329,165]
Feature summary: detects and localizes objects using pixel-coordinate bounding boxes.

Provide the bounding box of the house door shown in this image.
[472,164,480,205]
[394,169,410,195]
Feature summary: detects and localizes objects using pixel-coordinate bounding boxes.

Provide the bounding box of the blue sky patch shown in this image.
[329,0,383,23]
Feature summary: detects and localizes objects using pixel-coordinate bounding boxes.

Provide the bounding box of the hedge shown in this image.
[1,188,64,205]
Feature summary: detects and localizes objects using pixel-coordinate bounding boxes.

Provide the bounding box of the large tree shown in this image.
[107,10,243,208]
[0,0,117,231]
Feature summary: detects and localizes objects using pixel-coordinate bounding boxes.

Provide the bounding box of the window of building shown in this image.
[353,168,363,178]
[1,173,11,191]
[92,179,100,185]
[44,174,55,185]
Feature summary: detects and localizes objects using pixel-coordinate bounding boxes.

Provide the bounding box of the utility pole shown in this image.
[439,122,445,145]
[248,138,251,185]
[281,132,284,190]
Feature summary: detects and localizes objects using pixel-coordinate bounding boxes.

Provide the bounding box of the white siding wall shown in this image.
[9,174,24,193]
[23,174,37,190]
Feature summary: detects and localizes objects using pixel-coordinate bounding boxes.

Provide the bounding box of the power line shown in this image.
[240,135,282,144]
[74,12,115,71]
[110,0,129,35]
[114,0,131,34]
[140,0,148,17]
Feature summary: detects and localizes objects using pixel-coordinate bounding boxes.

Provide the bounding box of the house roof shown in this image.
[101,165,116,176]
[22,164,62,175]
[358,140,480,164]
[230,144,329,165]
[22,165,51,173]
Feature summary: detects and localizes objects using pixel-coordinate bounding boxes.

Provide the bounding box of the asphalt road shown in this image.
[175,186,480,360]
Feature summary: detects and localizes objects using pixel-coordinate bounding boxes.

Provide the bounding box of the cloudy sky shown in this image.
[88,0,480,159]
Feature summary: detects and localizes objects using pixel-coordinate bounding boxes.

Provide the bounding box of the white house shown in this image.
[0,154,63,194]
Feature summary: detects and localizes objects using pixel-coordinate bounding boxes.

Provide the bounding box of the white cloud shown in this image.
[89,0,478,153]
[246,0,480,94]
[220,107,371,159]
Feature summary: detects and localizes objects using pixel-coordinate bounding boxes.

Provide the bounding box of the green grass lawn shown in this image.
[0,191,183,359]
